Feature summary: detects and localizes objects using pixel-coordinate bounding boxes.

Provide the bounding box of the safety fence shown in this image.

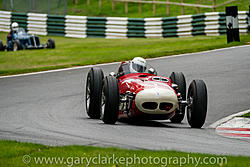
[0,10,249,38]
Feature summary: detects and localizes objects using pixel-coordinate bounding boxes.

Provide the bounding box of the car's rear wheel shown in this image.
[0,40,4,51]
[101,76,119,124]
[13,40,22,51]
[85,67,104,119]
[187,80,207,128]
[46,38,55,49]
[169,72,186,123]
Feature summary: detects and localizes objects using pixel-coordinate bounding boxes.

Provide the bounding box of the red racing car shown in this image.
[85,57,208,128]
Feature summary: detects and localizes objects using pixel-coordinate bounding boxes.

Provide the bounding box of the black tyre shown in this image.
[0,40,4,51]
[85,67,104,119]
[187,80,207,128]
[101,76,119,124]
[170,72,186,123]
[47,38,55,49]
[13,40,22,51]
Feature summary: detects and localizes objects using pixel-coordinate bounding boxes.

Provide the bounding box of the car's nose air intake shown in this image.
[142,102,158,110]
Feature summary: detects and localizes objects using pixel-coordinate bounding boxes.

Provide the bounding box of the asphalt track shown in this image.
[0,46,250,156]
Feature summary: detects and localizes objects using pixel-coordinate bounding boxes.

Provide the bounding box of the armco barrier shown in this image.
[47,15,65,36]
[105,17,128,38]
[27,13,47,36]
[11,12,28,31]
[0,11,11,32]
[65,15,86,38]
[87,17,107,38]
[0,10,249,38]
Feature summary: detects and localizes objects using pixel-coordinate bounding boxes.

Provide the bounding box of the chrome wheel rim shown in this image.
[86,77,91,111]
[187,96,193,121]
[100,88,105,120]
[13,43,17,51]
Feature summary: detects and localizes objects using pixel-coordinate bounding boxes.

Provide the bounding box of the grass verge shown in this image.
[0,32,250,76]
[65,0,249,18]
[242,112,250,118]
[0,0,249,17]
[0,140,249,167]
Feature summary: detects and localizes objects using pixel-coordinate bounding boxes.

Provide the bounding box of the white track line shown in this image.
[0,45,249,79]
[216,130,250,135]
[0,62,118,79]
[210,109,250,128]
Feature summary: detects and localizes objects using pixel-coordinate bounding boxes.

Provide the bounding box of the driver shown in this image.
[11,22,19,32]
[7,22,19,41]
[118,57,147,74]
[130,57,147,73]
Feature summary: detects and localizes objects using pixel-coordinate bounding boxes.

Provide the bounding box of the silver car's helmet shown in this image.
[11,22,19,32]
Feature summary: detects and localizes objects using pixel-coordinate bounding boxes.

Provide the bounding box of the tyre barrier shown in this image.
[0,10,249,38]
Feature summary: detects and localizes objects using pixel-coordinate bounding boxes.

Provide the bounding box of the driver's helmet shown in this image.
[129,57,147,73]
[11,22,19,32]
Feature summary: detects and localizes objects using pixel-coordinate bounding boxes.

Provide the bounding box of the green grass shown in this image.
[0,0,249,17]
[242,112,250,118]
[0,140,249,167]
[65,0,250,17]
[58,0,249,17]
[0,32,250,76]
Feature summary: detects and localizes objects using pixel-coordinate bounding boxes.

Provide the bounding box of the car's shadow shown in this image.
[81,117,191,129]
[118,119,187,128]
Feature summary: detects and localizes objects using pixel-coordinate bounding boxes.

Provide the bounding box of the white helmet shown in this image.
[11,22,19,31]
[130,57,147,73]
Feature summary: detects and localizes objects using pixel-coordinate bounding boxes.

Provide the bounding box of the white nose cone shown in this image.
[135,88,178,114]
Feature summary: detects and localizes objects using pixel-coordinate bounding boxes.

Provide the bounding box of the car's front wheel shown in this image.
[85,67,104,119]
[0,40,4,51]
[169,72,186,123]
[101,76,119,124]
[46,38,55,49]
[13,40,22,51]
[187,80,207,128]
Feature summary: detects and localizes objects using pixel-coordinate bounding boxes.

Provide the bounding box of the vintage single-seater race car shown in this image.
[85,58,208,128]
[0,27,55,51]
